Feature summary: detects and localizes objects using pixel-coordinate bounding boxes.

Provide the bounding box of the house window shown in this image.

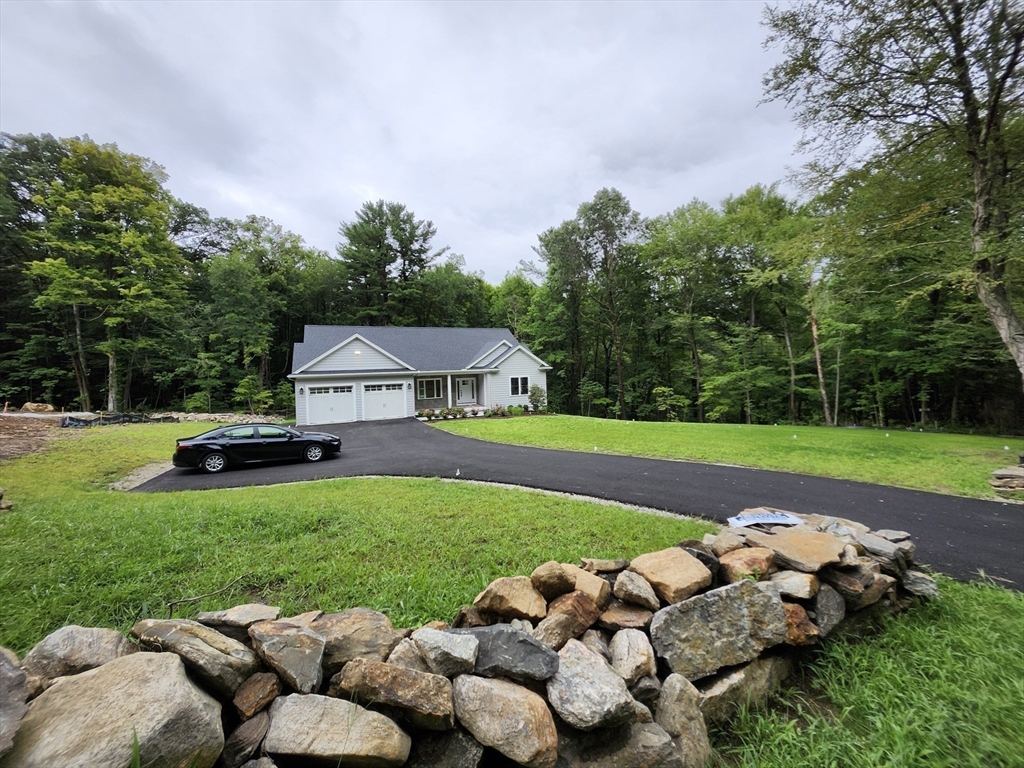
[309,386,331,395]
[510,376,529,396]
[418,378,443,399]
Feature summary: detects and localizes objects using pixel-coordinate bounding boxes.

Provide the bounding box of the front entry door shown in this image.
[456,377,476,405]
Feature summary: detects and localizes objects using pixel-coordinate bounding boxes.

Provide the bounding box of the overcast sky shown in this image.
[1,0,802,282]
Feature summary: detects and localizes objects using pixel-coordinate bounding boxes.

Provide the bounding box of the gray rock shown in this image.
[337,657,454,730]
[613,570,661,611]
[452,675,557,768]
[451,624,559,681]
[557,722,684,768]
[387,637,432,673]
[609,628,656,686]
[579,629,611,662]
[312,607,403,675]
[856,532,906,574]
[812,583,846,637]
[874,529,911,542]
[629,675,662,705]
[699,654,793,724]
[219,710,269,768]
[546,639,635,731]
[707,529,745,557]
[412,627,478,677]
[649,579,787,680]
[264,694,410,766]
[406,728,485,768]
[1,647,28,758]
[131,618,259,697]
[247,620,324,694]
[901,570,940,598]
[197,604,281,644]
[3,652,223,768]
[20,625,135,697]
[655,673,712,768]
[510,618,535,633]
[581,558,630,573]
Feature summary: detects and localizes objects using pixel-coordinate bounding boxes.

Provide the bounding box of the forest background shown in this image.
[1,1,1021,432]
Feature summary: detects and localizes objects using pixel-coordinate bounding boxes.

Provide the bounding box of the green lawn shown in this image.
[434,415,1022,499]
[1,423,1021,767]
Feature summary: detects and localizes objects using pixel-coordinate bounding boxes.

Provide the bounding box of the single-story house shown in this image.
[289,326,551,425]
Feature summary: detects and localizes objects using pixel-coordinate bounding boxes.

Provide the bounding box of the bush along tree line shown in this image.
[1,1,1021,430]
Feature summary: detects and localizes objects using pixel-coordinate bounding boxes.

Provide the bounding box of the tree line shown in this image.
[1,0,1020,430]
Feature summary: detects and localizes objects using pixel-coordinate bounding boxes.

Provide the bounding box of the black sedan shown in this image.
[172,423,341,473]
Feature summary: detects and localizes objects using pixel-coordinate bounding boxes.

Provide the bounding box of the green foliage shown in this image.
[507,405,525,416]
[528,384,547,411]
[233,374,273,415]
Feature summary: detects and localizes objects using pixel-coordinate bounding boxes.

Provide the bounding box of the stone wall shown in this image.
[0,509,938,768]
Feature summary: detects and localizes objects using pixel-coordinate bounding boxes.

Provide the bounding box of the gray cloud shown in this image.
[1,0,803,281]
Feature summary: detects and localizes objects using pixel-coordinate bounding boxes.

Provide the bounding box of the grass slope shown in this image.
[1,423,1021,766]
[435,415,1021,499]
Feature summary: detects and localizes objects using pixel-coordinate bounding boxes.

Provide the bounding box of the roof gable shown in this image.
[292,326,547,374]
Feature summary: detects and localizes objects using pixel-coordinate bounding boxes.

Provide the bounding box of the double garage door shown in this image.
[306,382,406,424]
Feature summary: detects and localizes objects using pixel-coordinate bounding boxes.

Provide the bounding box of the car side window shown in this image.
[223,427,255,439]
[257,426,289,439]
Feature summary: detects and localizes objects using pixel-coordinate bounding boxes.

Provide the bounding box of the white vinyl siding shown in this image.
[305,338,406,373]
[491,349,546,408]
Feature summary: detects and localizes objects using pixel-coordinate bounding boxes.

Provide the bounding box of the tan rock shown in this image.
[279,610,322,629]
[628,548,712,604]
[532,591,601,649]
[819,565,896,610]
[769,570,820,599]
[531,613,578,651]
[312,607,403,675]
[337,658,455,731]
[451,605,498,628]
[699,655,794,724]
[580,558,629,573]
[560,564,613,609]
[248,620,325,694]
[20,625,136,698]
[742,528,846,573]
[707,529,745,557]
[531,561,576,601]
[718,547,775,583]
[453,676,557,768]
[655,674,712,768]
[783,603,820,646]
[596,600,653,632]
[233,672,282,721]
[386,637,432,673]
[474,576,547,621]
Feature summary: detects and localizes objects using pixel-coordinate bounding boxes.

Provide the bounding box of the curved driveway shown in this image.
[137,418,1023,589]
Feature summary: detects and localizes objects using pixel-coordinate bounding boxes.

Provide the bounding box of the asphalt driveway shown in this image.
[138,418,1023,589]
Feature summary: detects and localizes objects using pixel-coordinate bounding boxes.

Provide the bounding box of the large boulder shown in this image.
[131,619,259,697]
[20,625,136,697]
[655,674,712,768]
[698,654,793,724]
[628,549,712,604]
[451,624,559,682]
[452,676,557,768]
[311,607,403,675]
[247,620,324,694]
[264,694,410,767]
[3,652,223,768]
[336,658,455,731]
[546,639,635,731]
[649,579,787,680]
[474,576,548,621]
[1,648,28,758]
[556,722,684,768]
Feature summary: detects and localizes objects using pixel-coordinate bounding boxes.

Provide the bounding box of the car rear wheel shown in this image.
[303,444,325,462]
[200,452,227,473]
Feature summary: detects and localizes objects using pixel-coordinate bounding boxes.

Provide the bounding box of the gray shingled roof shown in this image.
[292,326,545,374]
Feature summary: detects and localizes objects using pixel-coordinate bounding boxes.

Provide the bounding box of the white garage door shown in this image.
[307,385,355,424]
[363,383,406,420]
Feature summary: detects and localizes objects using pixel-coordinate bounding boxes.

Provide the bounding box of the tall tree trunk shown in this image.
[833,339,842,426]
[976,276,1024,388]
[106,350,117,412]
[809,298,833,426]
[779,306,796,424]
[687,322,703,423]
[72,303,92,412]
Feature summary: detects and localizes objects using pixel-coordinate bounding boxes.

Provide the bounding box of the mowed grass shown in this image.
[1,423,1021,766]
[435,415,1023,499]
[0,423,714,654]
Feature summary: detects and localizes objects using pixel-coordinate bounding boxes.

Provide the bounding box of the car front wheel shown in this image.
[200,451,227,473]
[303,444,325,462]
